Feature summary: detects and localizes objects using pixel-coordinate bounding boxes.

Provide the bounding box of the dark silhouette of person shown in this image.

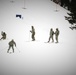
[30,26,35,41]
[55,28,60,43]
[0,31,6,40]
[7,39,16,53]
[48,28,54,43]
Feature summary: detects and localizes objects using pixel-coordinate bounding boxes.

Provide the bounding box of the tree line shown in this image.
[52,0,76,25]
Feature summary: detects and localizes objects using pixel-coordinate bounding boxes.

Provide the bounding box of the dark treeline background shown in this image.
[52,0,76,25]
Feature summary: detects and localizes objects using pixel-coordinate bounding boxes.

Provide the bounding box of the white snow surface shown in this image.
[0,0,76,75]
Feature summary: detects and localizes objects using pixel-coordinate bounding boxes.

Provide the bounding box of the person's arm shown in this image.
[14,42,16,47]
[30,30,32,33]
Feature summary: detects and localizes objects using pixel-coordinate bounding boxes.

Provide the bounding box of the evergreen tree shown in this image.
[60,0,70,10]
[65,0,76,25]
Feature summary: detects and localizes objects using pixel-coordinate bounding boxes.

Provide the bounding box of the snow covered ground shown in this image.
[0,0,76,75]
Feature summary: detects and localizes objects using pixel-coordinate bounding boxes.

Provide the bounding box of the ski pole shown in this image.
[16,46,20,53]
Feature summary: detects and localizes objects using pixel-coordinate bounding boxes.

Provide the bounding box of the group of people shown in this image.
[30,26,60,43]
[48,28,60,43]
[0,31,16,53]
[0,26,60,53]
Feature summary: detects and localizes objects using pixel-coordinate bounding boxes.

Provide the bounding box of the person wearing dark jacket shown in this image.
[30,26,35,41]
[48,28,54,43]
[7,39,16,53]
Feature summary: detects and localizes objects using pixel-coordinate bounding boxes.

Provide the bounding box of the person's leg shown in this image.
[48,36,51,42]
[33,34,35,41]
[52,36,54,42]
[12,46,14,53]
[32,34,35,41]
[56,36,58,43]
[3,36,6,40]
[57,36,58,43]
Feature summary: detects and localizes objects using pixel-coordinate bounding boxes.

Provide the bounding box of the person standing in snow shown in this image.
[7,39,16,53]
[55,28,60,43]
[30,26,35,41]
[48,28,54,43]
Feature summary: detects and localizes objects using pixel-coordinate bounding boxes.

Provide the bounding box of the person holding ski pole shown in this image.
[7,39,16,53]
[30,26,35,41]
